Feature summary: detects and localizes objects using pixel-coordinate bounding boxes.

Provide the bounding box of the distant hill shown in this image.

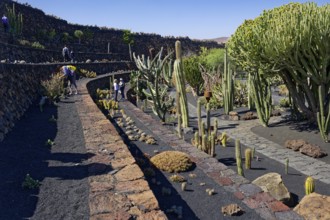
[209,37,229,44]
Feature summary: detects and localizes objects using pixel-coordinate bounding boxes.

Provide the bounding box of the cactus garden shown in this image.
[1,1,330,220]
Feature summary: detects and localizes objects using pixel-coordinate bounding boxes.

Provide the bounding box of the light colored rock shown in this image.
[294,193,330,220]
[252,172,291,205]
[127,190,159,211]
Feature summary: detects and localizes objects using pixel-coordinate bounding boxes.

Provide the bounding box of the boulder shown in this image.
[284,139,305,151]
[252,172,292,206]
[294,193,330,220]
[241,111,258,120]
[299,143,328,158]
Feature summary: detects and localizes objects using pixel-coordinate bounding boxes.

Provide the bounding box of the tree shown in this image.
[123,30,134,61]
[184,55,203,96]
[74,30,84,44]
[228,3,330,141]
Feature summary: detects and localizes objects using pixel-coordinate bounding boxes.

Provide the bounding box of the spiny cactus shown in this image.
[194,131,199,148]
[210,132,216,157]
[202,134,207,153]
[177,113,182,138]
[235,139,244,177]
[174,41,189,127]
[213,119,218,137]
[206,102,211,134]
[220,132,228,147]
[305,176,315,195]
[245,148,252,169]
[6,3,23,37]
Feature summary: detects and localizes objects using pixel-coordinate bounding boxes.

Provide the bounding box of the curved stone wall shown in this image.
[0,62,132,142]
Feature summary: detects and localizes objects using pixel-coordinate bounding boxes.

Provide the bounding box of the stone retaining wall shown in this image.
[76,75,167,219]
[0,62,132,142]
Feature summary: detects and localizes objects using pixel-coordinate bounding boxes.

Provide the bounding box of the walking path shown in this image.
[186,99,330,185]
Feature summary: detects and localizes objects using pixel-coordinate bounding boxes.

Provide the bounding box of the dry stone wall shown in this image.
[0,0,222,58]
[0,62,132,142]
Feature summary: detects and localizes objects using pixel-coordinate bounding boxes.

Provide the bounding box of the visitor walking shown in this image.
[70,50,75,63]
[113,79,119,101]
[60,65,78,95]
[2,15,9,33]
[119,78,125,100]
[62,46,70,62]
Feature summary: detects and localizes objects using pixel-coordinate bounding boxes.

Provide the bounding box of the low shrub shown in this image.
[150,151,194,173]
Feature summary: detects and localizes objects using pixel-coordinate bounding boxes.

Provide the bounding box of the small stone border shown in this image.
[75,77,167,220]
[121,91,303,220]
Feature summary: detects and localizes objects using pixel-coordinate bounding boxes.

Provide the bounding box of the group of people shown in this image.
[62,46,75,62]
[59,65,126,101]
[113,78,125,101]
[2,15,9,33]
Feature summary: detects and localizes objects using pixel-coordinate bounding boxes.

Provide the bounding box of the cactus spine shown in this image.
[285,158,289,174]
[245,148,252,169]
[174,41,189,127]
[235,139,244,177]
[305,176,315,195]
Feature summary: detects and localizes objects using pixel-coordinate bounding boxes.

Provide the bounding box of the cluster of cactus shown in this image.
[79,69,97,78]
[173,41,189,127]
[96,88,111,99]
[222,48,234,115]
[235,140,244,177]
[133,47,174,122]
[251,72,272,127]
[6,3,23,36]
[218,132,229,147]
[191,99,218,157]
[98,99,118,111]
[305,176,315,195]
[169,174,186,182]
[150,151,193,173]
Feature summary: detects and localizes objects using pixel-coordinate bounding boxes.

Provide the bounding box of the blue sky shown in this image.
[15,0,329,39]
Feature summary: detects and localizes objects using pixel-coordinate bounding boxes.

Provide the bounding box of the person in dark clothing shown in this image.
[62,46,70,62]
[2,15,9,33]
[60,65,78,95]
[119,78,125,100]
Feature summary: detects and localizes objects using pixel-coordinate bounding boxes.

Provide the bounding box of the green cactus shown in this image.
[174,41,189,128]
[235,139,244,177]
[251,72,272,127]
[206,102,211,135]
[223,47,234,115]
[317,85,330,142]
[210,132,216,157]
[201,121,205,138]
[6,3,23,37]
[285,158,289,175]
[197,99,202,136]
[213,119,218,138]
[202,134,207,152]
[245,148,252,169]
[133,48,174,122]
[194,131,199,148]
[220,132,228,147]
[305,176,315,195]
[247,73,255,110]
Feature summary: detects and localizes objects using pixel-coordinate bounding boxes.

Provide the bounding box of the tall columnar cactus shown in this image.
[305,176,315,195]
[251,72,272,127]
[133,48,174,122]
[202,134,207,152]
[245,148,252,169]
[201,121,205,138]
[194,131,199,148]
[174,41,189,128]
[206,102,211,134]
[247,73,255,110]
[235,139,244,177]
[285,158,289,175]
[197,99,202,136]
[213,119,218,137]
[223,47,234,115]
[210,132,216,157]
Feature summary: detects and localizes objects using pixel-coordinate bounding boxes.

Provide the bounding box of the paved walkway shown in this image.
[187,102,330,185]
